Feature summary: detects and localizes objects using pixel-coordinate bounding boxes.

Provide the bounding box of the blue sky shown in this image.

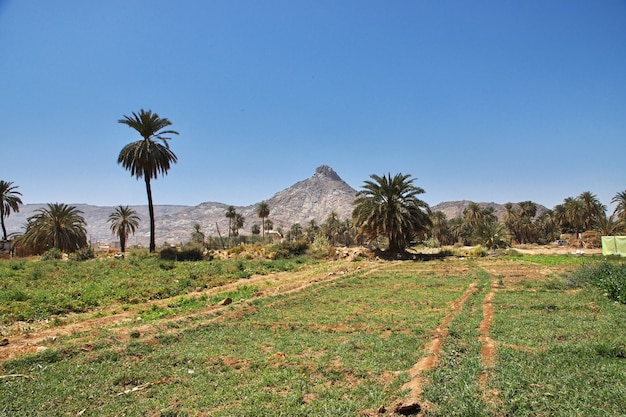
[1,0,625,212]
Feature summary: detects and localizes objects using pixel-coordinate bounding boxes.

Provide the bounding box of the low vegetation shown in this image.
[0,251,624,416]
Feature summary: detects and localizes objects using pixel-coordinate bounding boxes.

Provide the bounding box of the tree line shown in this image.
[2,109,625,256]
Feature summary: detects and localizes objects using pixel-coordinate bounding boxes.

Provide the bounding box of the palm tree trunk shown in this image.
[145,177,156,253]
[1,216,7,241]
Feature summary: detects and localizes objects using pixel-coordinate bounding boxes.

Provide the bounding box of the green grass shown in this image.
[1,255,624,416]
[0,256,310,324]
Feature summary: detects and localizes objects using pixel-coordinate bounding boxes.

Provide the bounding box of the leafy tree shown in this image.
[117,109,179,252]
[108,205,140,253]
[352,173,431,253]
[20,203,87,253]
[251,224,261,235]
[0,180,23,240]
[256,201,270,238]
[225,206,236,238]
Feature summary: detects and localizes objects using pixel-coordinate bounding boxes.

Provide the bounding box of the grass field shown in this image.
[0,254,624,416]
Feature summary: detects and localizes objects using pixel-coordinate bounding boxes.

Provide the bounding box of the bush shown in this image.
[568,260,626,304]
[71,246,95,261]
[266,240,309,259]
[42,248,62,260]
[159,247,204,262]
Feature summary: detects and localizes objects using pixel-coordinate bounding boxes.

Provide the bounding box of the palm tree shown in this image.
[190,223,205,246]
[595,214,623,236]
[428,211,448,245]
[232,213,245,236]
[256,201,270,238]
[562,197,585,242]
[611,190,626,223]
[352,173,431,253]
[20,203,87,253]
[117,109,179,252]
[578,191,606,230]
[473,220,510,251]
[0,180,23,240]
[225,206,236,238]
[108,206,140,253]
[463,202,484,228]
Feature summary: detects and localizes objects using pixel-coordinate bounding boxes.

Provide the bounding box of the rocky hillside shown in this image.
[5,166,358,246]
[5,167,549,247]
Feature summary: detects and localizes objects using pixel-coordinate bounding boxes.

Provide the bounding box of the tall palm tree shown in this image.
[562,197,585,240]
[429,211,448,245]
[463,202,484,228]
[578,191,606,230]
[20,203,87,253]
[225,206,236,238]
[232,213,245,236]
[117,109,179,252]
[352,173,431,253]
[256,201,270,238]
[0,180,23,240]
[108,205,140,253]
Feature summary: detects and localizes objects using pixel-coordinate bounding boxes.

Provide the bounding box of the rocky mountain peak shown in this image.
[313,165,342,181]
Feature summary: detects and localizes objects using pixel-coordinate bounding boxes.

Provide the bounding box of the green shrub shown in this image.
[159,247,179,261]
[42,247,62,260]
[568,260,626,303]
[159,247,204,261]
[71,246,95,261]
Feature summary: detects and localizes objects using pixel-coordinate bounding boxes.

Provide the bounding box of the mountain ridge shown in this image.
[4,166,548,246]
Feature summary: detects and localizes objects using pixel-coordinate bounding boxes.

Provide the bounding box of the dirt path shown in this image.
[384,281,479,414]
[0,261,380,363]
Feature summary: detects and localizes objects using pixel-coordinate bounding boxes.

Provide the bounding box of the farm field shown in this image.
[0,254,625,416]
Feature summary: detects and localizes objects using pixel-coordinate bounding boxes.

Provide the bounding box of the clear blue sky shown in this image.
[2,0,625,211]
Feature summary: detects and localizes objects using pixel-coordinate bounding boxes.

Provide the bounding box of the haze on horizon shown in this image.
[1,1,625,211]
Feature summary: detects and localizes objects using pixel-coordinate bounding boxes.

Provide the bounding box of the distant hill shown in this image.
[4,167,548,246]
[5,166,358,246]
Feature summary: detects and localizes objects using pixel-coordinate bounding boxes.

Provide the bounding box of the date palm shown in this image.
[611,190,626,223]
[256,201,270,238]
[0,180,23,240]
[352,173,431,253]
[578,191,605,230]
[108,205,140,253]
[117,109,179,252]
[225,206,236,238]
[21,203,87,253]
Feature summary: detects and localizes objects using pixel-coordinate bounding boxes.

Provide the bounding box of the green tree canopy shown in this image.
[108,205,140,253]
[0,180,23,240]
[352,173,431,253]
[20,203,87,253]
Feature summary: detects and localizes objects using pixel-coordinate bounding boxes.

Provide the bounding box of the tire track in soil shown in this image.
[384,281,478,414]
[478,281,501,409]
[0,262,382,363]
